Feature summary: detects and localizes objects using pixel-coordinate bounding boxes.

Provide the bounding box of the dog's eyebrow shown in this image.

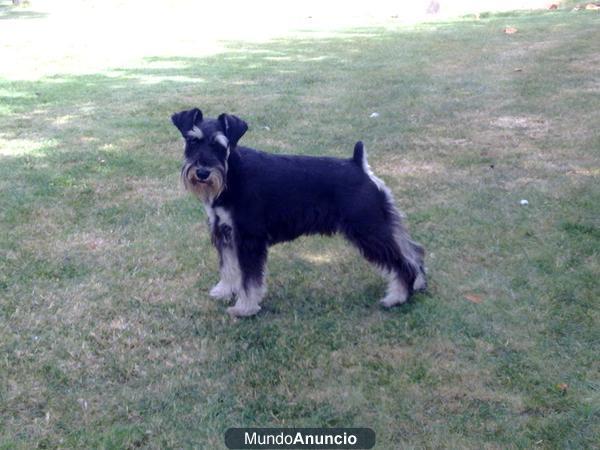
[187,126,204,140]
[213,132,229,148]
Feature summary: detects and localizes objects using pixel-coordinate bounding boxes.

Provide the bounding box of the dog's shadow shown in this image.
[250,276,430,319]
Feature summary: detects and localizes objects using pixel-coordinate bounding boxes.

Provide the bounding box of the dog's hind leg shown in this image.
[352,141,426,295]
[226,236,267,318]
[410,241,427,292]
[344,224,420,308]
[379,269,410,308]
[390,218,427,294]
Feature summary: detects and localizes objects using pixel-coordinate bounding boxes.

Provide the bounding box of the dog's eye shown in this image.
[210,142,228,158]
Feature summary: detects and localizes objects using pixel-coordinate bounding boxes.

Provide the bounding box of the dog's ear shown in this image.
[171,108,203,138]
[218,113,248,148]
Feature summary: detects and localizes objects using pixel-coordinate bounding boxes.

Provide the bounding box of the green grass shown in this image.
[1,4,599,449]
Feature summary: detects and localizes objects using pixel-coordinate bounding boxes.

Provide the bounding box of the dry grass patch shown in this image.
[491,115,550,137]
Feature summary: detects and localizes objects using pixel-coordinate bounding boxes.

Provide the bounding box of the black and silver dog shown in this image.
[171,108,426,317]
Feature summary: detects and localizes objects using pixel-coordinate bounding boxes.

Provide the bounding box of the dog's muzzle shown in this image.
[196,168,211,181]
[181,162,226,203]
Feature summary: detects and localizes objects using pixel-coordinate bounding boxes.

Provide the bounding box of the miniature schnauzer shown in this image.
[171,108,426,317]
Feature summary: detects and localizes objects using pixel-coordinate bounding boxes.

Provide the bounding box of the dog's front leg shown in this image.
[209,218,240,299]
[226,236,267,318]
[209,244,240,299]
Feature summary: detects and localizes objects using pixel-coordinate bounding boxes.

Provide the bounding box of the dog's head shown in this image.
[171,108,247,203]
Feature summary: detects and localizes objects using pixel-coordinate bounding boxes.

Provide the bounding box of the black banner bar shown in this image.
[225,428,375,449]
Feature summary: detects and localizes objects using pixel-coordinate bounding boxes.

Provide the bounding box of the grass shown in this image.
[1,2,599,449]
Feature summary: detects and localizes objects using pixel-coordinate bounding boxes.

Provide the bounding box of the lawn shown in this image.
[1,2,599,449]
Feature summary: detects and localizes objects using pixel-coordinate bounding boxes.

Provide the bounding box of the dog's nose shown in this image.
[196,168,211,180]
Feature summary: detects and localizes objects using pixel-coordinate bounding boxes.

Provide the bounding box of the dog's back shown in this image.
[221,143,388,243]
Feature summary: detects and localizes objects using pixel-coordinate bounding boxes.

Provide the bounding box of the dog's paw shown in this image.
[380,293,408,308]
[226,304,261,318]
[209,281,234,299]
[413,272,427,292]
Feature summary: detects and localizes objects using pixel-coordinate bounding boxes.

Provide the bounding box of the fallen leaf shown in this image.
[464,293,483,304]
[504,26,518,34]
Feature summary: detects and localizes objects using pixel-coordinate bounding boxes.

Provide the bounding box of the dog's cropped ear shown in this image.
[218,113,248,148]
[171,108,203,138]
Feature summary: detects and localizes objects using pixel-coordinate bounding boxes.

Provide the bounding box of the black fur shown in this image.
[172,108,426,316]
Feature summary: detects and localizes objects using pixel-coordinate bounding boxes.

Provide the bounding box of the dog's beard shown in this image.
[181,162,226,204]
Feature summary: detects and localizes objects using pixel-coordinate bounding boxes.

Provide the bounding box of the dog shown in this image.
[171,108,426,317]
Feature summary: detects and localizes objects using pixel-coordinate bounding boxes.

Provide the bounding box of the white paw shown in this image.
[226,304,261,318]
[380,292,408,308]
[209,281,234,299]
[413,272,427,292]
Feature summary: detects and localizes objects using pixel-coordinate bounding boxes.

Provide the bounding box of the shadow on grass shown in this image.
[2,9,598,298]
[0,23,463,183]
[0,25,444,310]
[0,1,47,20]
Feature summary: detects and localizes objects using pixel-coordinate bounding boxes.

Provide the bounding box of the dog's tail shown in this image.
[353,140,387,193]
[352,141,365,166]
